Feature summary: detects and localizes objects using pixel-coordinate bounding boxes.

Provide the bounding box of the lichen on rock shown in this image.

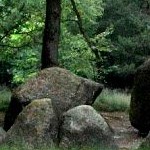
[5,98,58,147]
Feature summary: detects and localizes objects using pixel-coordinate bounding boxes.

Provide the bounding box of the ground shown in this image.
[101,112,144,150]
[0,111,145,150]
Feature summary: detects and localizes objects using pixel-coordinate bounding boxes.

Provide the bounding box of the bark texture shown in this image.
[41,0,61,69]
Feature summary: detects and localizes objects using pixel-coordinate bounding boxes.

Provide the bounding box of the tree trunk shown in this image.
[41,0,61,69]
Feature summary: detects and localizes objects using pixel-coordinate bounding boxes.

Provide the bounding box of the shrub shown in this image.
[103,64,135,89]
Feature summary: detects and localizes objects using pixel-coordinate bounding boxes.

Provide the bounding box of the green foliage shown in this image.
[11,48,40,84]
[0,0,149,87]
[0,0,44,85]
[95,0,150,86]
[103,64,135,88]
[93,88,130,112]
[138,147,150,150]
[59,25,96,79]
[62,0,104,35]
[0,0,107,85]
[60,0,113,80]
[97,0,150,65]
[91,25,114,52]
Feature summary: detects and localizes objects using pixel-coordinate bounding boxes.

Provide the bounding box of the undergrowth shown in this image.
[93,88,131,112]
[0,143,112,150]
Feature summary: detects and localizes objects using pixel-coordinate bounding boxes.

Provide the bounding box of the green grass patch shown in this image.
[0,86,11,112]
[0,144,113,150]
[0,145,60,150]
[93,88,131,112]
[0,145,56,150]
[0,139,114,150]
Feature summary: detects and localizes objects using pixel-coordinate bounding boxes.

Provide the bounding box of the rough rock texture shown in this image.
[4,67,103,131]
[0,127,6,144]
[129,59,150,135]
[5,98,58,147]
[59,105,118,150]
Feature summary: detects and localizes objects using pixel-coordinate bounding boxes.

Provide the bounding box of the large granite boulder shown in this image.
[4,67,103,131]
[129,59,150,136]
[5,98,58,147]
[59,105,118,150]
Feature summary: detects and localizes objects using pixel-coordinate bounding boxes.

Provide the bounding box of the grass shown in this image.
[0,86,11,112]
[0,143,149,150]
[93,88,131,112]
[0,144,60,150]
[0,144,113,150]
[1,142,149,150]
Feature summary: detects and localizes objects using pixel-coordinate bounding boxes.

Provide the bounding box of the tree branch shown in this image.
[70,0,103,80]
[70,0,92,48]
[70,0,101,60]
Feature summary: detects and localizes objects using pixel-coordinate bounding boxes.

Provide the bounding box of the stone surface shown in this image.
[4,67,103,131]
[5,98,58,147]
[129,59,150,135]
[59,105,118,150]
[0,127,6,144]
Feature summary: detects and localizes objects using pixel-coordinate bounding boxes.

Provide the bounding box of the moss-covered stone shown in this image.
[129,59,150,135]
[4,67,103,131]
[5,98,58,148]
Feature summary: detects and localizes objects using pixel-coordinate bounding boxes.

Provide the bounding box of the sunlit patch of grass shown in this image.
[93,88,131,112]
[0,86,11,112]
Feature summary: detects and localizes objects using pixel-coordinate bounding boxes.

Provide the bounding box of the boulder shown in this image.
[129,59,150,136]
[0,127,6,144]
[5,98,58,147]
[59,105,118,150]
[4,67,103,131]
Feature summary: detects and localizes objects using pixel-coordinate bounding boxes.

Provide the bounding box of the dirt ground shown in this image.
[101,112,145,150]
[0,112,145,150]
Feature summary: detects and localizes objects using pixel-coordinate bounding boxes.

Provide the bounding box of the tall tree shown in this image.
[41,0,61,69]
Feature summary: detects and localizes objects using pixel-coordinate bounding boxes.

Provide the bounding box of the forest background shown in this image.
[0,0,149,88]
